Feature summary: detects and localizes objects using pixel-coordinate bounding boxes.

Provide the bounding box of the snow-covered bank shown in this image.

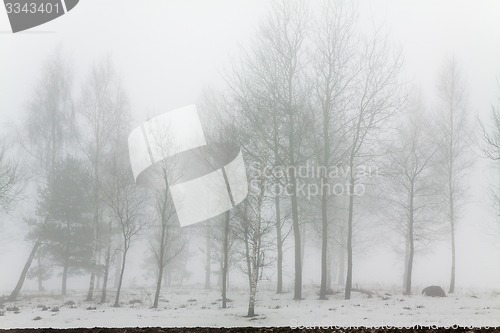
[1,286,499,328]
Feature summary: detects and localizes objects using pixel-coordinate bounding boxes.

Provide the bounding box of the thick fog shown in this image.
[0,0,499,328]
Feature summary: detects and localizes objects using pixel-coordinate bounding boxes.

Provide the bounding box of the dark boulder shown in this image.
[422,285,446,297]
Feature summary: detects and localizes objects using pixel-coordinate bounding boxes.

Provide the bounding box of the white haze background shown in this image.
[0,0,499,294]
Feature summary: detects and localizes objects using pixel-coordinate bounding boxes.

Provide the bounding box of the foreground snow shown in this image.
[1,286,499,328]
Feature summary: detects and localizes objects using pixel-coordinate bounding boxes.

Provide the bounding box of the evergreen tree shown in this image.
[34,156,93,295]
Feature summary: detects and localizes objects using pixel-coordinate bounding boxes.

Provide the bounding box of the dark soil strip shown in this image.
[0,327,498,333]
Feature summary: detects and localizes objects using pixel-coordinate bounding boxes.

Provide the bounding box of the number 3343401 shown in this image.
[5,2,61,14]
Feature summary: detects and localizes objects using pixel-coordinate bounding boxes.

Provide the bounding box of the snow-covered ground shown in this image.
[1,286,499,328]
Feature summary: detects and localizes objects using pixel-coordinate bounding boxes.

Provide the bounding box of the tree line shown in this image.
[0,0,498,318]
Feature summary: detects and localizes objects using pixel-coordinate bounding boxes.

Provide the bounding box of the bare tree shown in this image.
[98,215,115,304]
[343,29,403,299]
[310,0,359,300]
[101,123,145,306]
[479,86,500,221]
[144,115,186,309]
[198,89,244,308]
[434,58,473,294]
[150,185,184,308]
[106,174,145,307]
[235,161,274,317]
[226,0,311,300]
[78,57,127,301]
[204,86,276,314]
[201,213,236,309]
[240,194,263,316]
[381,96,441,295]
[221,211,233,308]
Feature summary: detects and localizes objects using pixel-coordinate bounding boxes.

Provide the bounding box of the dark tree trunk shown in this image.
[449,218,456,294]
[290,169,302,300]
[86,273,96,301]
[9,240,41,301]
[273,111,283,295]
[222,211,230,308]
[319,102,330,300]
[287,110,302,301]
[153,263,163,308]
[345,177,355,300]
[319,175,329,299]
[100,244,111,303]
[448,128,456,294]
[95,250,102,291]
[62,220,70,296]
[243,216,252,290]
[153,213,167,309]
[403,232,409,291]
[275,189,283,294]
[86,220,97,301]
[338,227,345,285]
[62,257,69,296]
[204,225,211,289]
[36,252,44,292]
[326,246,332,290]
[113,244,122,289]
[86,156,100,302]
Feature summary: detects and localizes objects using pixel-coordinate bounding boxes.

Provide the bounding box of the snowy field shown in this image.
[1,286,499,328]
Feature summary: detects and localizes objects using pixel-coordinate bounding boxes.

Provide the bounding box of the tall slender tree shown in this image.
[146,114,186,309]
[10,49,74,301]
[102,154,145,307]
[382,97,441,295]
[78,57,127,301]
[343,29,403,299]
[434,58,473,294]
[227,0,311,300]
[310,0,359,299]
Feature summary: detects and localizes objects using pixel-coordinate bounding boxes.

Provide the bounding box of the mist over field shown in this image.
[0,0,499,328]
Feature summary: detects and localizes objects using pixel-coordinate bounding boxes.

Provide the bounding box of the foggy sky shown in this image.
[0,0,499,292]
